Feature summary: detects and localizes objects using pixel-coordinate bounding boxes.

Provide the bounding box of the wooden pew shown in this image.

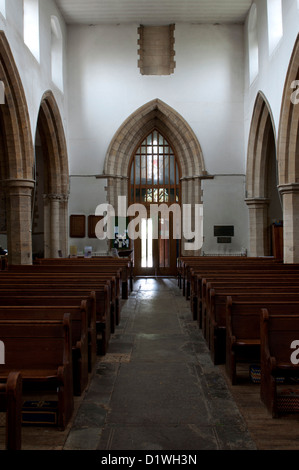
[0,304,88,397]
[260,308,299,418]
[0,292,97,372]
[2,269,120,327]
[0,314,74,430]
[33,257,133,299]
[0,270,119,325]
[198,271,299,328]
[188,258,279,305]
[178,256,280,299]
[0,287,111,354]
[207,284,299,365]
[0,273,113,355]
[180,257,299,310]
[226,297,299,385]
[0,372,22,450]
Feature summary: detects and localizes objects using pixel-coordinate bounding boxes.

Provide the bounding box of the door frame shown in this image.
[132,208,180,276]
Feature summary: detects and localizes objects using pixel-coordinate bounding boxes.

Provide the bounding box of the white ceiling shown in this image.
[53,0,253,26]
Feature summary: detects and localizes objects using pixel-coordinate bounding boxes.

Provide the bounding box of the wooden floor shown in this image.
[220,363,299,450]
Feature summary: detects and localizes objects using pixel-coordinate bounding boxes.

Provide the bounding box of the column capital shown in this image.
[43,193,69,202]
[3,178,35,196]
[278,183,299,195]
[245,197,270,207]
[3,178,35,189]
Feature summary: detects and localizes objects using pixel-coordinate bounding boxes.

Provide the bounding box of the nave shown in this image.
[3,277,299,451]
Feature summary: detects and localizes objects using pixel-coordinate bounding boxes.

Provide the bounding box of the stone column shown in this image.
[49,194,62,258]
[5,179,35,265]
[59,194,69,258]
[43,194,51,258]
[44,193,68,258]
[245,198,270,257]
[278,183,299,264]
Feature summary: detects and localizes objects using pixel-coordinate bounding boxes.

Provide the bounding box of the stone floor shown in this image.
[2,277,299,452]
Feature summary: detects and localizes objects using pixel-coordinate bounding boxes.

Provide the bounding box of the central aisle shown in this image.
[64,277,257,451]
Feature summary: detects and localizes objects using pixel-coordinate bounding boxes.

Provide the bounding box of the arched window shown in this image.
[267,0,283,55]
[129,130,180,205]
[51,16,64,91]
[23,0,40,62]
[248,4,259,84]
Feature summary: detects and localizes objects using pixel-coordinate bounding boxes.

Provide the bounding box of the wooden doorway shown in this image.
[133,211,180,276]
[129,130,181,276]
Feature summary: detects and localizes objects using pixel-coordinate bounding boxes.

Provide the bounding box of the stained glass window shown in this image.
[130,130,180,205]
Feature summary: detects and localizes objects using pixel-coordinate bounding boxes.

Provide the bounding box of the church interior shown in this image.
[0,0,299,452]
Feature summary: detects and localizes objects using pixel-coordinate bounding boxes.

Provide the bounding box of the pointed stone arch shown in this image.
[0,31,35,264]
[245,91,282,256]
[34,91,69,258]
[104,98,207,213]
[277,34,299,262]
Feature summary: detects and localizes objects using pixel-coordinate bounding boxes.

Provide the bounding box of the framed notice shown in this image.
[69,215,86,238]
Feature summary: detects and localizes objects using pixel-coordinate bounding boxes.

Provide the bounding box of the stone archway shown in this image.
[0,31,35,265]
[104,99,207,256]
[245,91,282,257]
[277,34,299,263]
[33,91,69,258]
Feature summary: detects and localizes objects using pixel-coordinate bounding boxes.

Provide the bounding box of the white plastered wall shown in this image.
[67,22,246,255]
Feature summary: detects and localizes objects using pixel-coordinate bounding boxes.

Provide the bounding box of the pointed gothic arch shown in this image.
[277,34,299,263]
[103,99,207,258]
[33,91,69,258]
[104,99,207,217]
[0,31,35,265]
[245,91,282,257]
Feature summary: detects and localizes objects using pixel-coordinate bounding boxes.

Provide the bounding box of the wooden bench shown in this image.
[0,270,119,326]
[0,304,88,397]
[182,258,299,310]
[3,269,120,326]
[0,371,22,450]
[0,315,74,430]
[0,291,97,372]
[0,273,113,355]
[226,297,299,385]
[260,308,299,418]
[207,284,299,365]
[71,256,133,286]
[198,271,299,327]
[32,257,133,299]
[178,256,281,299]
